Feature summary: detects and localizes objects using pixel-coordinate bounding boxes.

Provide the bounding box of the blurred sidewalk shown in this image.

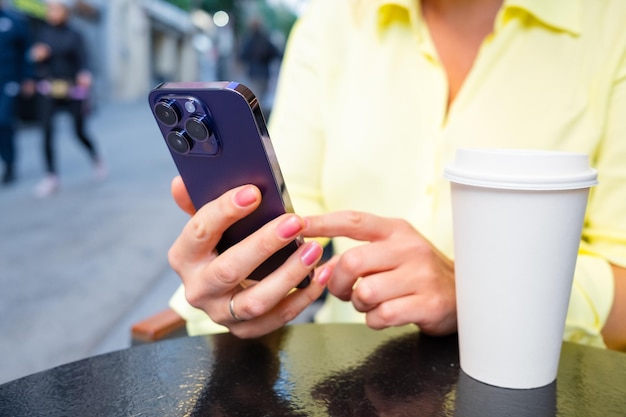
[0,99,186,384]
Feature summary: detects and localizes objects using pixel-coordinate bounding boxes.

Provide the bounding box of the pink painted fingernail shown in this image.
[278,216,303,239]
[316,265,332,286]
[234,186,257,207]
[300,242,322,267]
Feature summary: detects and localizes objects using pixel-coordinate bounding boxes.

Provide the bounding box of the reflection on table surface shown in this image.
[1,324,625,416]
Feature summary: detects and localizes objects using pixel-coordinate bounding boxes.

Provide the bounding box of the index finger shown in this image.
[303,210,392,242]
[169,184,262,265]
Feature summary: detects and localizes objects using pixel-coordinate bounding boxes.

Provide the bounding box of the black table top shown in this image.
[1,324,625,416]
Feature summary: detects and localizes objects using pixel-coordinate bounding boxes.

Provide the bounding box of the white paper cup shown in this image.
[445,148,597,389]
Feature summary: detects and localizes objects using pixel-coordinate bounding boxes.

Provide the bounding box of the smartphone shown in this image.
[148,81,311,288]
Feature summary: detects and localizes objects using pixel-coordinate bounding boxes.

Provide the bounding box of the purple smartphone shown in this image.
[148,81,311,288]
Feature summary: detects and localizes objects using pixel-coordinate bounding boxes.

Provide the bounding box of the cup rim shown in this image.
[444,148,598,190]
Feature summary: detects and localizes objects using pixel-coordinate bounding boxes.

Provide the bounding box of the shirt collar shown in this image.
[361,0,581,36]
[376,0,416,28]
[502,0,582,35]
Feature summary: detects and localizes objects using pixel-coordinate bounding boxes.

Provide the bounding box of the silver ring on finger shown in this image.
[229,292,246,322]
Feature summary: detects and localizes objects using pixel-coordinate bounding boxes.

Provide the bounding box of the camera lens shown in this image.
[154,100,180,126]
[166,130,193,154]
[185,115,212,142]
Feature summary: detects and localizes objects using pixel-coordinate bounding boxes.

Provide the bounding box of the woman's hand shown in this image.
[169,176,330,338]
[76,71,92,89]
[30,43,51,62]
[303,211,457,336]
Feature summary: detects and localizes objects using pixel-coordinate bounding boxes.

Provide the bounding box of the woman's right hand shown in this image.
[168,176,331,338]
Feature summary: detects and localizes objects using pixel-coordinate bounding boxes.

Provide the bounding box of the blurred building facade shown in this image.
[107,0,201,100]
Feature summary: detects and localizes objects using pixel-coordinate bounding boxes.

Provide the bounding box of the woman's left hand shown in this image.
[303,211,457,336]
[76,71,92,89]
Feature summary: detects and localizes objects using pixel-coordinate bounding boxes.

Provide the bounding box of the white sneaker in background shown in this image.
[34,175,60,198]
[93,159,108,181]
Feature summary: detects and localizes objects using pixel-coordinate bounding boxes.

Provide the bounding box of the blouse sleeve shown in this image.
[565,46,626,347]
[268,0,347,219]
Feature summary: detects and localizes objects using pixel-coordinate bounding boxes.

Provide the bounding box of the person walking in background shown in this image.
[238,18,281,112]
[31,0,105,198]
[0,0,34,186]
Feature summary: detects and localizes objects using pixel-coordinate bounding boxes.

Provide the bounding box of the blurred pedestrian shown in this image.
[31,0,105,198]
[0,0,34,185]
[238,18,281,112]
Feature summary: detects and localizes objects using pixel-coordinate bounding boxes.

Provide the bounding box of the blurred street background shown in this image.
[1,0,306,384]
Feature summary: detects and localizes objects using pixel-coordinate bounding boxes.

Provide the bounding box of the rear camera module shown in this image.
[154,99,180,126]
[167,130,193,154]
[185,115,212,142]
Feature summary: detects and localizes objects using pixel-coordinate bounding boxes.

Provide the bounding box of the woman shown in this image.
[168,0,626,349]
[31,0,105,197]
